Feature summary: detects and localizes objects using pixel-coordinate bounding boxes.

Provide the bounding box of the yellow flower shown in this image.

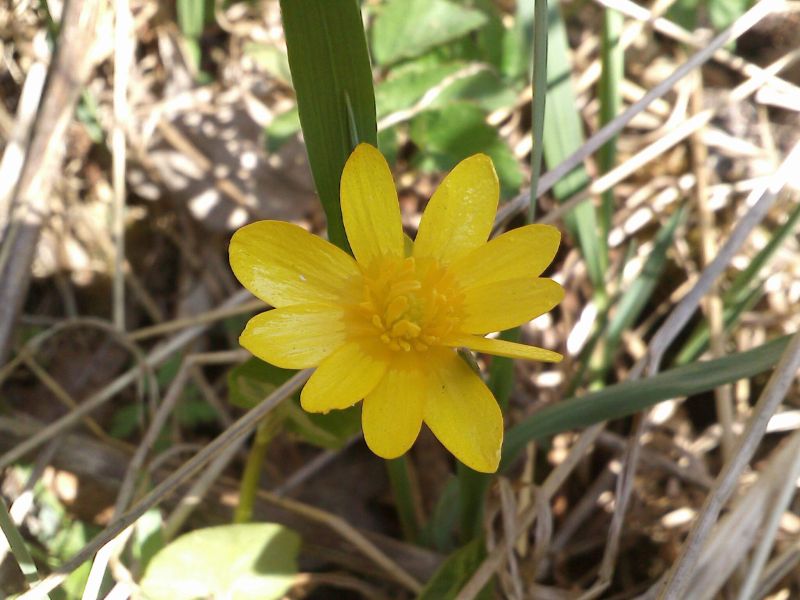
[230,143,563,473]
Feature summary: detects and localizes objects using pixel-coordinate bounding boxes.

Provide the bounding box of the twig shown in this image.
[647,138,800,374]
[18,369,311,600]
[0,0,103,365]
[455,424,606,599]
[126,298,264,341]
[493,0,783,228]
[657,330,800,599]
[690,71,735,462]
[0,290,252,470]
[256,489,423,594]
[162,438,244,540]
[736,431,800,600]
[111,0,134,331]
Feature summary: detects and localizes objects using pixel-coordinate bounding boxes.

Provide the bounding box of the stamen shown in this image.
[356,255,463,353]
[385,296,409,324]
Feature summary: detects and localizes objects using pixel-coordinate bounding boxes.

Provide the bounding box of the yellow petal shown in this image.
[450,224,561,289]
[414,154,499,264]
[300,341,387,413]
[445,333,563,363]
[423,350,502,473]
[240,305,347,369]
[362,362,425,459]
[460,278,564,334]
[230,220,359,307]
[341,143,405,267]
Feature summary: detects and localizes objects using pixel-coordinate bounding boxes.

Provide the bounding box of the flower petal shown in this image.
[414,154,499,265]
[230,220,359,307]
[341,143,405,266]
[460,278,564,334]
[449,224,561,289]
[240,305,347,369]
[362,361,425,459]
[424,350,503,473]
[445,333,563,363]
[300,341,388,413]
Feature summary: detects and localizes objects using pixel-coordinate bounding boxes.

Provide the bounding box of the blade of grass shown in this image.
[0,496,49,597]
[386,458,422,543]
[502,334,792,467]
[604,205,686,363]
[280,0,377,252]
[543,0,606,291]
[674,282,764,365]
[728,199,800,300]
[176,0,209,74]
[598,6,623,240]
[674,197,800,366]
[279,0,424,546]
[529,0,548,220]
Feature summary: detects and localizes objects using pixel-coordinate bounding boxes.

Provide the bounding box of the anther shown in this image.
[385,296,409,324]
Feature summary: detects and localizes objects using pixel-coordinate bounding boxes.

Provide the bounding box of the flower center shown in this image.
[354,256,463,352]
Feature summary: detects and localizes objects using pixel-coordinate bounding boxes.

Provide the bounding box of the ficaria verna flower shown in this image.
[230,143,563,473]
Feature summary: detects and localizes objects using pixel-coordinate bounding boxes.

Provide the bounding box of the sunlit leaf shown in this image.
[141,523,300,600]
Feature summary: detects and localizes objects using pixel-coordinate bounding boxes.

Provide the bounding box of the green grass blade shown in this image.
[280,0,377,251]
[543,0,606,289]
[673,282,764,365]
[605,206,686,355]
[502,334,792,467]
[386,457,421,542]
[674,200,800,365]
[0,496,47,594]
[529,0,548,220]
[727,200,800,301]
[598,7,623,239]
[176,0,211,73]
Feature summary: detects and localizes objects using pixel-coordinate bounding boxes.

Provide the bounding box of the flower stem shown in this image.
[458,327,520,541]
[0,496,49,596]
[234,416,277,523]
[386,457,421,542]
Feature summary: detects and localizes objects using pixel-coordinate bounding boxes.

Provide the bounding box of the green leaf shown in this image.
[131,509,165,575]
[141,523,300,600]
[502,335,792,467]
[56,523,94,600]
[709,0,753,30]
[419,476,460,552]
[176,0,213,73]
[228,358,359,449]
[410,103,522,197]
[418,538,493,600]
[244,42,293,86]
[667,0,752,32]
[283,402,361,450]
[376,61,516,121]
[371,0,488,65]
[501,0,534,80]
[280,0,376,251]
[228,358,296,411]
[265,107,301,153]
[543,0,606,288]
